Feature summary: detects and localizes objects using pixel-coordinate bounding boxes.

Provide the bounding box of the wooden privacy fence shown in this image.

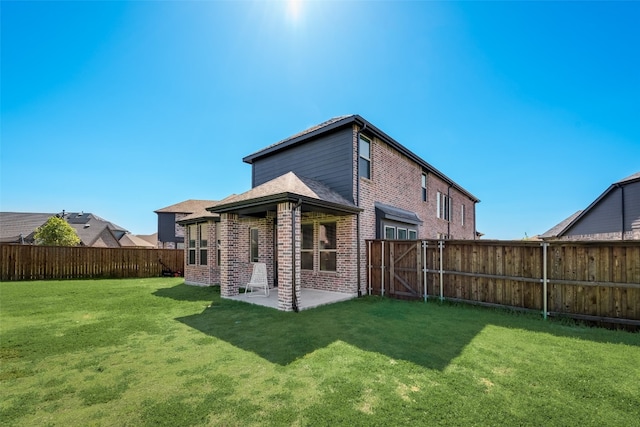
[0,245,184,281]
[367,240,640,325]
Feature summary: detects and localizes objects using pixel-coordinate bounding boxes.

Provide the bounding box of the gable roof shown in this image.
[0,211,131,246]
[0,212,55,242]
[541,171,640,238]
[540,210,583,239]
[155,199,217,214]
[242,115,480,203]
[209,171,361,216]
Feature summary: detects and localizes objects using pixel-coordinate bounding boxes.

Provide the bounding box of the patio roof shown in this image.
[209,171,362,217]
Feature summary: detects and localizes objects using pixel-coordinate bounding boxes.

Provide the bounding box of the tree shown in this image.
[34,216,81,246]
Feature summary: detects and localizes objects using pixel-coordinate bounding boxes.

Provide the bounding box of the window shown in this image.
[437,191,451,221]
[250,228,259,263]
[384,226,396,240]
[421,173,427,202]
[216,225,221,266]
[397,228,408,240]
[319,222,337,271]
[187,224,196,265]
[301,223,314,270]
[409,230,418,240]
[199,223,207,266]
[359,135,371,179]
[461,204,465,226]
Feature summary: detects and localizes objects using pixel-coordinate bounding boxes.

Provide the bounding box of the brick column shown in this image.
[277,202,301,311]
[220,213,240,297]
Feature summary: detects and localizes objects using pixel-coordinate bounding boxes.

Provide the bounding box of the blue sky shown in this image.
[2,1,638,239]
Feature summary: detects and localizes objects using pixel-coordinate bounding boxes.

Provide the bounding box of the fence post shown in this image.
[422,240,428,302]
[381,241,385,297]
[439,240,444,302]
[542,242,548,320]
[367,240,372,296]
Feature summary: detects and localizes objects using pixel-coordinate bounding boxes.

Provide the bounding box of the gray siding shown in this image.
[567,188,623,236]
[252,126,354,202]
[624,180,640,231]
[158,213,181,243]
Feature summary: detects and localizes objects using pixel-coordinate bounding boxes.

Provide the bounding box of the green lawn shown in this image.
[1,278,639,426]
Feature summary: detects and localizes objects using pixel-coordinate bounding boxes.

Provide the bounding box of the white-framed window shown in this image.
[384,226,396,239]
[436,191,451,221]
[198,223,208,266]
[301,223,314,270]
[397,228,408,240]
[250,228,259,263]
[187,224,197,265]
[319,222,337,272]
[409,230,418,240]
[421,173,427,202]
[359,135,371,179]
[302,221,337,272]
[461,204,465,226]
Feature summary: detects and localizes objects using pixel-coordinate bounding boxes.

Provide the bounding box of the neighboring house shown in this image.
[541,172,640,241]
[0,211,148,248]
[181,115,480,311]
[155,200,217,249]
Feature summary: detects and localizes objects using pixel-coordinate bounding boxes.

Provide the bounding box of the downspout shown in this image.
[291,198,302,312]
[355,122,368,297]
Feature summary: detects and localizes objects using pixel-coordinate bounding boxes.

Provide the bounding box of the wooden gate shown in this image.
[368,240,424,300]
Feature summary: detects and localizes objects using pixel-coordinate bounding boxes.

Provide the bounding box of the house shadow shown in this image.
[166,284,639,370]
[171,286,486,370]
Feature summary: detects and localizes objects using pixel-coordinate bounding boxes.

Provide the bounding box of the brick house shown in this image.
[541,171,640,241]
[181,115,479,311]
[155,200,217,249]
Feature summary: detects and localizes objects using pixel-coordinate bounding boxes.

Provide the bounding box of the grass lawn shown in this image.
[1,278,639,426]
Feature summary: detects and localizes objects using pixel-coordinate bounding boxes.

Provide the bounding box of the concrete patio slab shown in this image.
[225,288,357,311]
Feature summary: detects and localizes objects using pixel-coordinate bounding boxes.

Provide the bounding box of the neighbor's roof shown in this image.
[154,199,217,214]
[540,171,640,238]
[0,212,55,242]
[209,171,361,215]
[540,210,583,239]
[176,203,221,224]
[119,233,156,248]
[242,115,480,203]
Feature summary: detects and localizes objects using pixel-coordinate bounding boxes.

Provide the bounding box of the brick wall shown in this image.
[299,212,359,294]
[352,124,477,295]
[277,202,301,311]
[184,220,220,286]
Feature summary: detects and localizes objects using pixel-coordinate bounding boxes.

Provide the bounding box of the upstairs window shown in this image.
[359,135,371,179]
[436,191,451,221]
[461,204,465,226]
[422,173,427,202]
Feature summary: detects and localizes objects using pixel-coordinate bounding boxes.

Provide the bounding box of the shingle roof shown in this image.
[0,212,55,242]
[540,210,583,238]
[210,171,360,214]
[154,199,217,214]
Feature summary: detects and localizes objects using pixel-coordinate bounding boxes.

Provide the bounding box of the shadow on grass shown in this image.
[171,285,640,370]
[152,282,217,302]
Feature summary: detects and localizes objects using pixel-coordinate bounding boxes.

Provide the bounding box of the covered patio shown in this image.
[226,288,357,311]
[209,172,363,311]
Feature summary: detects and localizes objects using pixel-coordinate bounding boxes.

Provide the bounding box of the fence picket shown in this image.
[0,245,183,281]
